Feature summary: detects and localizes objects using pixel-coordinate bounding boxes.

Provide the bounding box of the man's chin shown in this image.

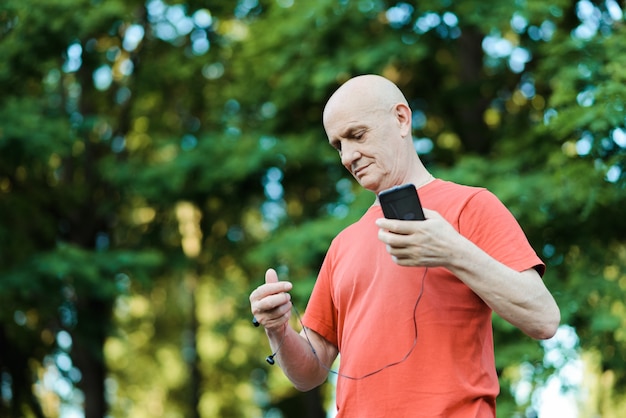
[355,177,380,193]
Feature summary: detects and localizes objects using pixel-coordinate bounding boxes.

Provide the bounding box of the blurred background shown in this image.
[1,0,625,417]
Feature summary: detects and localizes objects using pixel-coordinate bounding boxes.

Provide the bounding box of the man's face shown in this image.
[324,104,408,194]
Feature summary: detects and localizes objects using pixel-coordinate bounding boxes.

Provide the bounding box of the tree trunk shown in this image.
[453,27,492,154]
[72,299,109,418]
[0,325,45,418]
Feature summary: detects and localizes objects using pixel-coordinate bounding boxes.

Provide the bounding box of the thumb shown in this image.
[265,268,279,284]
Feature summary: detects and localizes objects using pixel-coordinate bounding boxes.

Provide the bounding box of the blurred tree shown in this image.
[1,0,625,418]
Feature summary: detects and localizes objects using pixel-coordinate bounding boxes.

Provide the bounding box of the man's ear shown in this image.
[395,103,412,137]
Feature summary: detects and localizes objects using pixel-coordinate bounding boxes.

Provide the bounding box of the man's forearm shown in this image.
[447,235,560,339]
[266,325,333,391]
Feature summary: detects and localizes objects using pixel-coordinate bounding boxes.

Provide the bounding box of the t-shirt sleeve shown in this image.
[301,250,339,348]
[459,190,545,276]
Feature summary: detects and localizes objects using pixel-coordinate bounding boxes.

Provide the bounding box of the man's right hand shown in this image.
[249,268,293,332]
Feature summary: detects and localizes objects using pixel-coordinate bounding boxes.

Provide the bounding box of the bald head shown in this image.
[323,75,409,128]
[321,74,427,192]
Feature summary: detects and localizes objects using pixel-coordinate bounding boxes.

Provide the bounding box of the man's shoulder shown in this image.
[428,178,486,196]
[423,179,489,206]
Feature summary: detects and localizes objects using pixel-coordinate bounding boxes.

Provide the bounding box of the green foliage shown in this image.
[1,0,626,417]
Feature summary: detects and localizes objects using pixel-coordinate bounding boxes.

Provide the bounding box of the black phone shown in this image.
[378,184,425,220]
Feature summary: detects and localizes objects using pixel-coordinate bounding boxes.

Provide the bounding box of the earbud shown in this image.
[263,324,287,366]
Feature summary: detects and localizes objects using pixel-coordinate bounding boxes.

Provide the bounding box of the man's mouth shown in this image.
[353,164,370,178]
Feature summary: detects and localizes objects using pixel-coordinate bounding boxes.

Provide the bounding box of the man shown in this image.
[249,74,560,417]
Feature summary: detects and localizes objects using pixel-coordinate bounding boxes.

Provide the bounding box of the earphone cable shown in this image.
[292,267,428,381]
[266,322,288,365]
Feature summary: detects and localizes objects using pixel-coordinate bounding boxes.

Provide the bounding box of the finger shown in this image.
[250,269,292,301]
[265,297,293,320]
[250,282,292,309]
[250,292,291,326]
[263,307,293,331]
[375,218,417,235]
[265,268,279,284]
[257,291,292,312]
[385,242,412,258]
[375,218,395,231]
[264,268,292,294]
[250,268,293,323]
[252,293,293,330]
[378,228,411,247]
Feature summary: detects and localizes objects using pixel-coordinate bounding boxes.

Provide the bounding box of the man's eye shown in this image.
[354,131,365,140]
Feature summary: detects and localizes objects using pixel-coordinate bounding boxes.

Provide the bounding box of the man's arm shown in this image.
[438,234,559,340]
[250,269,338,391]
[376,210,560,340]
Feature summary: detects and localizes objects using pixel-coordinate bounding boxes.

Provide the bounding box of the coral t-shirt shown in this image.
[302,179,544,418]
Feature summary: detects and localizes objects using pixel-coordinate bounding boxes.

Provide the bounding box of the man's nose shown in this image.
[340,143,360,167]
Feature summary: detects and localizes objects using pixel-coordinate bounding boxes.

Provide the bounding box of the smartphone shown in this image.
[378,183,425,220]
